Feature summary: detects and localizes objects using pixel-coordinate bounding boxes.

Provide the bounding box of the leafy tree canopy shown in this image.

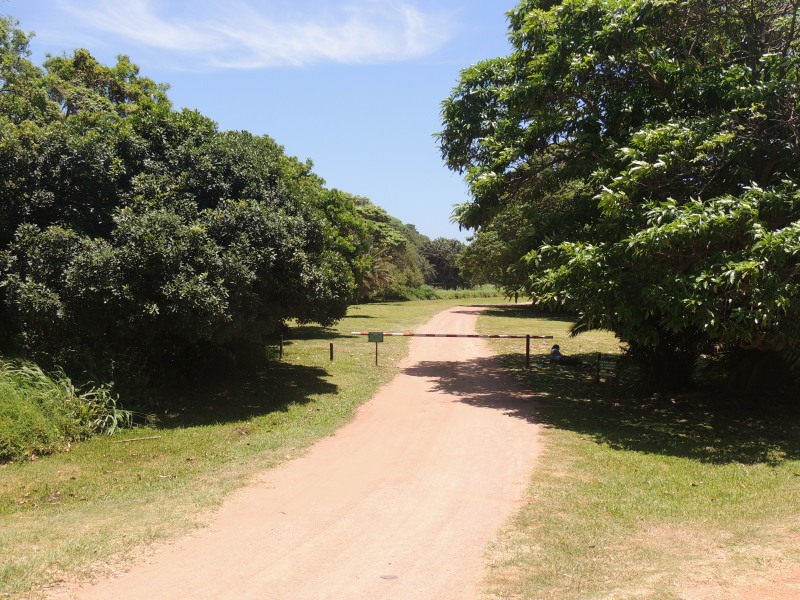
[439,0,800,390]
[421,237,468,290]
[0,17,374,385]
[351,197,435,300]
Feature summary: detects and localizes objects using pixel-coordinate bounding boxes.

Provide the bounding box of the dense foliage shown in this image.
[0,16,474,390]
[439,0,800,390]
[420,237,469,290]
[351,197,434,300]
[0,17,459,389]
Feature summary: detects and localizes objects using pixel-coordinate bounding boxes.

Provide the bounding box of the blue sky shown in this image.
[3,0,518,241]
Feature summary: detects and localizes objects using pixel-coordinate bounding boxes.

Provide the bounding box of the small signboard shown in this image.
[368,332,384,343]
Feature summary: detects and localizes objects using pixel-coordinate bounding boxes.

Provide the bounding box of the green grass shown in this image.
[0,297,503,597]
[477,306,800,599]
[433,284,504,300]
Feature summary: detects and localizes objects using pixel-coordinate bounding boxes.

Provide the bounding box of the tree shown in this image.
[353,198,433,300]
[420,237,468,289]
[439,0,800,390]
[0,17,57,123]
[0,18,365,384]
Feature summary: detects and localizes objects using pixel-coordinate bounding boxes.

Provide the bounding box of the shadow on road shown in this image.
[403,353,800,466]
[402,356,540,425]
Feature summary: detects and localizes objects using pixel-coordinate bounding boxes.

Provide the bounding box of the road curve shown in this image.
[67,306,542,600]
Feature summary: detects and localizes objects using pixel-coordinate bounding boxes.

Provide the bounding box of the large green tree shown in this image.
[0,18,365,384]
[439,0,800,389]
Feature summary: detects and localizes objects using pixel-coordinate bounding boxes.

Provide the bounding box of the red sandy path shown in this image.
[65,306,542,600]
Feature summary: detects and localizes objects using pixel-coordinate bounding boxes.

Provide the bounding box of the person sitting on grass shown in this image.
[550,344,584,367]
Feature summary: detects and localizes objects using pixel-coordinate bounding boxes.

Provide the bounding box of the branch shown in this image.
[782,0,799,59]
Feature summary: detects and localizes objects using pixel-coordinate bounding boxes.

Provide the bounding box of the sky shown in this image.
[3,0,519,241]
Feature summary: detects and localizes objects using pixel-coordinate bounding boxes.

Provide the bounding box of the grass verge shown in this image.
[0,297,503,597]
[477,306,800,599]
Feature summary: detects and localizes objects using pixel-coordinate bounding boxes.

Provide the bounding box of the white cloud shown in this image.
[58,0,454,69]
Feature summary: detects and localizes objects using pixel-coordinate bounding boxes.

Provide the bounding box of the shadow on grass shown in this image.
[270,326,352,343]
[402,349,800,466]
[155,362,337,428]
[498,352,800,466]
[476,305,577,323]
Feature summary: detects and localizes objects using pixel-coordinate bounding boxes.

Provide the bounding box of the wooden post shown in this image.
[596,352,601,383]
[526,335,531,369]
[375,342,379,366]
[330,342,334,361]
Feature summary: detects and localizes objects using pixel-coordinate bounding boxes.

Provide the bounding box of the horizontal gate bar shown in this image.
[350,332,553,339]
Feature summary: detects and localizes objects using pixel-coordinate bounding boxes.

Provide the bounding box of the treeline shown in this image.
[0,17,468,389]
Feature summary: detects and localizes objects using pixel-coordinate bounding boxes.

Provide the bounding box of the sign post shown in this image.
[367,332,384,366]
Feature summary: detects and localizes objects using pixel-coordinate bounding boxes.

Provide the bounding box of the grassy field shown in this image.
[0,297,502,597]
[2,299,798,599]
[477,306,800,599]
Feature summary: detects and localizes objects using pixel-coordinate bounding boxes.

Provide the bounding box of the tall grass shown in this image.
[374,284,505,301]
[433,284,504,300]
[0,360,132,462]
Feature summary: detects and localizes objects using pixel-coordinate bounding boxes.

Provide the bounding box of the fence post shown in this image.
[526,335,531,369]
[330,342,334,361]
[596,352,601,383]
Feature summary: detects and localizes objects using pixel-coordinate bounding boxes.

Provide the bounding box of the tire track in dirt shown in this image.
[64,306,541,600]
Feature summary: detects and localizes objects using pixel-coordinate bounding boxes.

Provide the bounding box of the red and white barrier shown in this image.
[350,332,553,339]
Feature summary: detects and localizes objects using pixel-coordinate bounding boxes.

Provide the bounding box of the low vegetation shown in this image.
[0,360,131,463]
[2,300,797,598]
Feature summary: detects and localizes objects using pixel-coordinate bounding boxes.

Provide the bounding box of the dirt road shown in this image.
[67,306,541,599]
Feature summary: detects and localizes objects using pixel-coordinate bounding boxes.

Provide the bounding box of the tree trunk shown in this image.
[629,337,699,391]
[726,350,791,395]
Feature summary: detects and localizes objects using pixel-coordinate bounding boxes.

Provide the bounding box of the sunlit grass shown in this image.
[433,284,504,300]
[477,307,800,599]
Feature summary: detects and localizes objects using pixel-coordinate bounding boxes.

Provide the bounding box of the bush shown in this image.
[0,35,361,387]
[405,285,439,300]
[0,360,132,462]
